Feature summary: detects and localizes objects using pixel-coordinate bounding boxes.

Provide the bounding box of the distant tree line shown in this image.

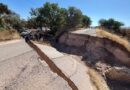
[0,2,126,36]
[27,2,92,35]
[27,2,125,36]
[99,18,124,32]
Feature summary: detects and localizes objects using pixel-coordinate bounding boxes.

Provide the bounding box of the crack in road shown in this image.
[28,41,78,90]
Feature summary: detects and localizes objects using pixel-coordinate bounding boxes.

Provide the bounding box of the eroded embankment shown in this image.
[58,32,130,85]
[59,32,130,67]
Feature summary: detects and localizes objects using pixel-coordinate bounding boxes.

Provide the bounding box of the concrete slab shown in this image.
[0,40,72,90]
[0,50,71,90]
[35,43,64,59]
[53,56,93,90]
[34,43,94,90]
[0,39,32,62]
[52,56,77,77]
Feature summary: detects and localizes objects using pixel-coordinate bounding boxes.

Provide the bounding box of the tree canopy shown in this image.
[99,18,124,31]
[29,2,92,35]
[66,7,83,28]
[0,3,11,15]
[82,15,91,27]
[0,3,23,30]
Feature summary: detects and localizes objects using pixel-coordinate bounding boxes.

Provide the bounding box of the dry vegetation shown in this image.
[88,67,109,90]
[96,29,130,52]
[119,29,130,40]
[0,29,20,41]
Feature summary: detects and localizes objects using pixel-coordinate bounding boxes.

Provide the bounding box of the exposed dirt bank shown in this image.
[59,32,130,67]
[53,32,130,90]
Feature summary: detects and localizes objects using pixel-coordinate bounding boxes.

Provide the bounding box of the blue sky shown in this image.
[0,0,130,27]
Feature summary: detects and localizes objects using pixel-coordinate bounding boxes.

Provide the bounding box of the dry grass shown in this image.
[96,29,130,52]
[88,68,109,90]
[0,30,20,41]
